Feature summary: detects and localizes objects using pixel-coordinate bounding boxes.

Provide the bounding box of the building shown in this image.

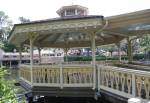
[0,48,64,68]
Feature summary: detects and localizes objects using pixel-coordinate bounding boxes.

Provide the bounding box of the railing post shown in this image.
[97,65,101,90]
[19,46,22,65]
[132,74,136,97]
[91,32,96,89]
[60,64,63,89]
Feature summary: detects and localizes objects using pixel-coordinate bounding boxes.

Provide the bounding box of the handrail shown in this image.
[19,64,150,100]
[19,64,94,88]
[98,65,150,100]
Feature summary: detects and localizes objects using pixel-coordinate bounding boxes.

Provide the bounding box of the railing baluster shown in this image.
[121,73,125,92]
[132,74,136,97]
[127,74,132,94]
[136,76,142,97]
[144,77,150,99]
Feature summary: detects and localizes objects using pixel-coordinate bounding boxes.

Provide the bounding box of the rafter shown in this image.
[51,33,62,43]
[103,31,127,37]
[37,34,52,42]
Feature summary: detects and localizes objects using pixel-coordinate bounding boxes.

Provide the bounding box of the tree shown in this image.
[0,11,17,52]
[121,39,139,55]
[0,11,12,41]
[1,41,17,52]
[18,17,30,23]
[140,34,150,60]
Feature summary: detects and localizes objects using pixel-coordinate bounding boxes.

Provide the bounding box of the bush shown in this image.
[0,67,18,103]
[133,54,145,60]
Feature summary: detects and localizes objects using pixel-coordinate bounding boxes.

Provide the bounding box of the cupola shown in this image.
[56,5,88,17]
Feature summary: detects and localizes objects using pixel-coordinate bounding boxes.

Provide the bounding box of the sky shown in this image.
[0,0,150,24]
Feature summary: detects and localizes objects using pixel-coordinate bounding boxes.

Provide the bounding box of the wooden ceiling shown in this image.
[8,9,150,48]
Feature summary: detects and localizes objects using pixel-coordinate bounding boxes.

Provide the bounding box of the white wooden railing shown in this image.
[19,64,150,100]
[20,64,93,88]
[98,65,150,100]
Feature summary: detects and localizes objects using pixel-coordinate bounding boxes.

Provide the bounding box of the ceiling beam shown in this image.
[103,31,128,37]
[128,29,150,35]
[34,36,123,48]
[51,33,62,43]
[36,34,52,42]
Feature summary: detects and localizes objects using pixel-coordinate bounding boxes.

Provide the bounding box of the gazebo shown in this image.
[9,5,150,102]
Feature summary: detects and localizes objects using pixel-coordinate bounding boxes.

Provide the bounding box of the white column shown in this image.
[38,48,41,64]
[64,48,69,63]
[117,43,121,62]
[127,37,133,63]
[91,33,96,89]
[75,9,78,15]
[19,47,22,65]
[64,10,67,16]
[30,38,33,84]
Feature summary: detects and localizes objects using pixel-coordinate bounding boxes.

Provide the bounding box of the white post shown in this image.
[60,63,63,89]
[132,74,136,97]
[98,65,101,90]
[19,47,22,65]
[127,37,133,63]
[64,48,69,63]
[30,38,33,84]
[75,9,78,15]
[117,42,121,62]
[91,33,96,89]
[38,48,41,64]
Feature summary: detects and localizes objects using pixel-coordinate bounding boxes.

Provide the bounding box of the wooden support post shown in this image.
[116,42,121,62]
[64,48,69,62]
[19,46,22,65]
[127,37,133,63]
[91,33,96,89]
[30,37,34,85]
[38,47,41,64]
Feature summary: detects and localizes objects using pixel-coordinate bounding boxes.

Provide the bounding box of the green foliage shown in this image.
[0,67,18,103]
[64,54,144,61]
[0,11,17,52]
[1,41,17,52]
[0,11,12,42]
[140,34,150,51]
[133,54,145,60]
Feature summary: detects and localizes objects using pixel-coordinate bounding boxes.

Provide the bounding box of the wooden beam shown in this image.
[34,37,123,48]
[128,29,150,35]
[37,34,52,42]
[51,33,62,43]
[103,31,128,37]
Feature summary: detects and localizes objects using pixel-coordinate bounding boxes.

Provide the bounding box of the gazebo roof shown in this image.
[8,8,150,48]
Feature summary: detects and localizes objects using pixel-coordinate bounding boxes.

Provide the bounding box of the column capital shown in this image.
[28,32,39,43]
